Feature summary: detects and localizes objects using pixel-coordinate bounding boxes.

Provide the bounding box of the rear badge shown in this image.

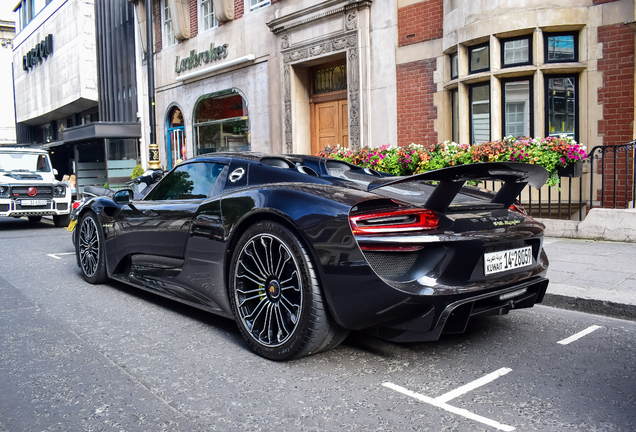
[229,168,245,183]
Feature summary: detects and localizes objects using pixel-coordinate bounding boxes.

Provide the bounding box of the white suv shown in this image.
[0,147,72,227]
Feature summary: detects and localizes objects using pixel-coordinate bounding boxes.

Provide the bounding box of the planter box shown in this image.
[558,162,583,178]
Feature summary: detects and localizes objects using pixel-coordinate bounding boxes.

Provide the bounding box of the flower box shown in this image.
[558,161,583,178]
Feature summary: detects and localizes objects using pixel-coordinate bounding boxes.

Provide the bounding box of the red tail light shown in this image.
[349,208,439,235]
[72,201,82,210]
[509,202,527,215]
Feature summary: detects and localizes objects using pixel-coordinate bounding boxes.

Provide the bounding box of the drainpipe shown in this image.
[146,0,161,169]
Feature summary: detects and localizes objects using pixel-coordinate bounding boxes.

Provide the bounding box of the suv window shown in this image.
[0,152,51,173]
[146,162,224,200]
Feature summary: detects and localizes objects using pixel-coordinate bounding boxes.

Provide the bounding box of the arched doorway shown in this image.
[166,106,186,169]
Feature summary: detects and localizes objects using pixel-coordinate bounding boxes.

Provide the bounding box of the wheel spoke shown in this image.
[234,232,303,348]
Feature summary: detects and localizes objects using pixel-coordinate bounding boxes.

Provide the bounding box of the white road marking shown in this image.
[47,252,75,260]
[557,325,602,345]
[383,382,515,432]
[435,367,513,403]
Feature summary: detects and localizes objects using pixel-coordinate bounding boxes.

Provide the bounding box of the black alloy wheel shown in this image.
[229,221,347,360]
[77,211,107,284]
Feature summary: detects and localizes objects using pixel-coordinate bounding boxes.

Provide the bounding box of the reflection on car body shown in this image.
[71,152,550,360]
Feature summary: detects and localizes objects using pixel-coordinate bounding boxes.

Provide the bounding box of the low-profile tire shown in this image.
[28,216,42,223]
[229,220,346,361]
[53,214,71,227]
[76,211,108,284]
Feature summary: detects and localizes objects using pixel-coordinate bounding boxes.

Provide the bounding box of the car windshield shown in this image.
[0,152,51,173]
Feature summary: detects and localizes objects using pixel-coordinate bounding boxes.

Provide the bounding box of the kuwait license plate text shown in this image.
[484,246,533,275]
[21,199,47,206]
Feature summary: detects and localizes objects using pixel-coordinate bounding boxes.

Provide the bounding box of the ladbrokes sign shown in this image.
[175,43,228,74]
[23,34,54,71]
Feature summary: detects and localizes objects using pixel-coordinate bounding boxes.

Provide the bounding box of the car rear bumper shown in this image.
[365,276,549,343]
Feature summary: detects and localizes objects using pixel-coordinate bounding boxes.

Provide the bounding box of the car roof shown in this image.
[0,147,48,155]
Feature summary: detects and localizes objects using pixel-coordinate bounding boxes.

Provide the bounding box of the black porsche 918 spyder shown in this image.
[70,152,550,360]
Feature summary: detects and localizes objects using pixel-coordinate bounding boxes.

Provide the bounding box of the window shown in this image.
[162,0,177,47]
[200,0,218,31]
[469,43,489,73]
[249,0,270,11]
[470,83,490,144]
[194,90,250,155]
[546,75,577,139]
[146,162,224,201]
[451,89,459,142]
[544,32,578,63]
[502,36,532,67]
[450,52,458,80]
[503,79,532,138]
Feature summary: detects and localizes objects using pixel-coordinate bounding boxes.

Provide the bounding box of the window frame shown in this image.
[543,31,578,63]
[198,0,218,32]
[501,77,534,139]
[450,52,459,80]
[451,88,459,143]
[544,73,579,141]
[469,42,490,74]
[469,82,491,144]
[248,0,271,12]
[500,35,533,68]
[161,0,177,48]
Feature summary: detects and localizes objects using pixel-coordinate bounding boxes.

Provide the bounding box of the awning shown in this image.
[62,122,142,143]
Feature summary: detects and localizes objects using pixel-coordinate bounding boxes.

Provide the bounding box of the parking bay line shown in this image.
[47,252,75,260]
[557,325,602,345]
[383,367,515,431]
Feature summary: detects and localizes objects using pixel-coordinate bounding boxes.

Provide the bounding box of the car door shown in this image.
[114,161,226,260]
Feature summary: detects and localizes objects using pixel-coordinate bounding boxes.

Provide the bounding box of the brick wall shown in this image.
[396,59,438,147]
[234,0,244,20]
[154,0,162,53]
[597,23,635,207]
[190,0,198,38]
[397,0,443,47]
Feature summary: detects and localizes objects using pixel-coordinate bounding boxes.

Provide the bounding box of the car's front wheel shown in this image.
[229,221,347,360]
[77,211,107,284]
[53,214,71,227]
[28,216,42,222]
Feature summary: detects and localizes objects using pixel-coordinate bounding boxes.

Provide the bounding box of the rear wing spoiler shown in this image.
[367,162,549,212]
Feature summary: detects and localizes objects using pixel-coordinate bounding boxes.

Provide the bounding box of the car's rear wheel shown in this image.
[53,214,71,227]
[77,211,107,284]
[28,216,42,222]
[229,221,347,360]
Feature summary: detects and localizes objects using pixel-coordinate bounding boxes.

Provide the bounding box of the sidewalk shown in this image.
[541,237,636,321]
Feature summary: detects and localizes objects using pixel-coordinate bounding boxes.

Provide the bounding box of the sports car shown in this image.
[71,152,550,360]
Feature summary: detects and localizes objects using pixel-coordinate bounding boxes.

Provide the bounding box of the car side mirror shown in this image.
[114,189,134,205]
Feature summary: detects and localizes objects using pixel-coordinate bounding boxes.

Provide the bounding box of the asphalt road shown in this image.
[1,216,635,431]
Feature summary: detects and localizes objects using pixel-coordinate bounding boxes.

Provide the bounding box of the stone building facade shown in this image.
[141,0,399,169]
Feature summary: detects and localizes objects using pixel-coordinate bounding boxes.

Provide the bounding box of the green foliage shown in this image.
[317,136,587,187]
[131,164,145,180]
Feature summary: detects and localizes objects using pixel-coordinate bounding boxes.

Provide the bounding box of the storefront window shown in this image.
[107,139,139,189]
[546,76,577,138]
[167,106,186,169]
[544,33,577,63]
[470,83,490,144]
[194,90,250,155]
[503,80,531,138]
[469,43,489,73]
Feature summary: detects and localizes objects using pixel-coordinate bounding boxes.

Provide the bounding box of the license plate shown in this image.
[67,219,77,232]
[21,199,48,206]
[484,246,533,275]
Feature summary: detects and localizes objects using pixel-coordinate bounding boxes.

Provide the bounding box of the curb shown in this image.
[542,293,636,322]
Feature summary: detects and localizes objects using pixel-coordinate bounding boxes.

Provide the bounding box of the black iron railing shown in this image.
[481,141,636,220]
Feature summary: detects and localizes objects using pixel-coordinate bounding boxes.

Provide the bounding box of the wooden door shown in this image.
[312,100,348,155]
